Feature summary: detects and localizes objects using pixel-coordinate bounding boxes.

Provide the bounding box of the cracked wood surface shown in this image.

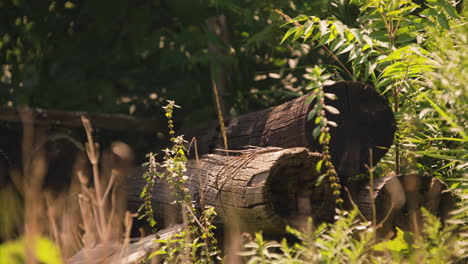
[183,81,395,181]
[127,147,335,235]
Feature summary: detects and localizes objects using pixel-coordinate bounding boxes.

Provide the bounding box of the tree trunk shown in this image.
[351,173,455,238]
[183,81,395,181]
[127,147,335,235]
[206,15,231,116]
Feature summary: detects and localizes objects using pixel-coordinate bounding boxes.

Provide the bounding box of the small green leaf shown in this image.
[319,20,329,35]
[330,38,347,52]
[437,13,449,29]
[315,174,326,186]
[293,27,305,41]
[281,27,298,44]
[319,131,325,143]
[148,249,167,259]
[302,20,314,40]
[368,62,377,76]
[305,93,318,105]
[396,33,415,44]
[332,21,345,37]
[374,228,411,252]
[443,3,458,18]
[313,126,321,139]
[315,116,322,124]
[307,106,321,120]
[420,8,438,17]
[337,43,355,55]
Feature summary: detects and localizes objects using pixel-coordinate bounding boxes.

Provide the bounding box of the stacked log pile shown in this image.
[0,81,456,263]
[125,81,454,237]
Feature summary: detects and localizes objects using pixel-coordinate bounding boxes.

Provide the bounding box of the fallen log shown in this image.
[351,173,455,238]
[68,223,185,264]
[127,147,335,234]
[0,106,163,133]
[184,81,395,180]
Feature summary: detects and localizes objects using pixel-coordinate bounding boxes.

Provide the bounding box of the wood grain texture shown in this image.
[184,81,395,181]
[127,147,335,235]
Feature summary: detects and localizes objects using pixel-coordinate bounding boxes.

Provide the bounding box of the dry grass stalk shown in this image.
[2,112,137,263]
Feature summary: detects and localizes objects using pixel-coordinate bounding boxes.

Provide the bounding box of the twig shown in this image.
[377,202,395,229]
[182,202,209,234]
[189,137,206,210]
[101,173,116,205]
[212,80,229,156]
[343,187,368,222]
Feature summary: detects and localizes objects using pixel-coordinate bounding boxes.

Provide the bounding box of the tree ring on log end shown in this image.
[305,81,396,179]
[266,149,335,233]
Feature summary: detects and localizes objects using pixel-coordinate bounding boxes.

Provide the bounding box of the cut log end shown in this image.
[317,81,395,179]
[237,148,336,233]
[351,173,456,238]
[267,150,335,230]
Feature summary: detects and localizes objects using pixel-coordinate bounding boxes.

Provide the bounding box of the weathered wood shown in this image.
[184,81,395,181]
[352,173,455,238]
[127,147,335,235]
[0,106,163,132]
[69,224,185,264]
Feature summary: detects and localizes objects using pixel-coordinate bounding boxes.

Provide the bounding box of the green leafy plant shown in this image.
[139,100,220,263]
[280,0,462,176]
[304,65,343,205]
[241,206,467,263]
[240,209,374,263]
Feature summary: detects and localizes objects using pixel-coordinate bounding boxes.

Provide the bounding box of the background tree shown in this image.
[0,0,353,127]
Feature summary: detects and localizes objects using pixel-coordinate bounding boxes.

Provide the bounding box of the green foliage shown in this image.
[373,207,467,263]
[0,0,345,126]
[0,236,62,264]
[281,0,466,179]
[139,152,158,230]
[241,207,467,263]
[240,210,374,263]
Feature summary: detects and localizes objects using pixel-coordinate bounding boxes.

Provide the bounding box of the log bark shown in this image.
[0,106,163,133]
[184,81,395,180]
[351,173,455,238]
[127,147,335,235]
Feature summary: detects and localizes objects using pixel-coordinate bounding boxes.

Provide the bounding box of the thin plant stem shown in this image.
[368,148,377,240]
[81,116,107,241]
[212,80,229,156]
